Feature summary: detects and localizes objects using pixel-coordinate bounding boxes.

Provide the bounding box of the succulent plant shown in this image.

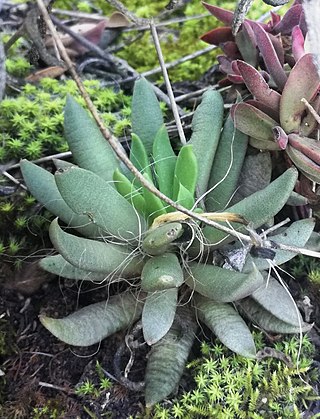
[202,1,320,200]
[21,78,315,407]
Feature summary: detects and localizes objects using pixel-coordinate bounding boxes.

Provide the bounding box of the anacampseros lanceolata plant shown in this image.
[201,0,320,212]
[20,71,320,406]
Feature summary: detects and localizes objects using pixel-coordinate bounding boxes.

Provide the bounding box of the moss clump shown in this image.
[0,77,131,162]
[150,333,318,419]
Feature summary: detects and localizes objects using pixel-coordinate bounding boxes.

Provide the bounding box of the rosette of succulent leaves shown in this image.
[201,1,320,194]
[21,78,318,407]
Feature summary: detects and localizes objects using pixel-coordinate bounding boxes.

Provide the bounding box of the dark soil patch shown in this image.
[0,271,151,419]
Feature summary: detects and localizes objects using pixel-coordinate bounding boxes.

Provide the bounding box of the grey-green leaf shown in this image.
[142,223,184,256]
[40,254,109,282]
[250,276,307,327]
[206,114,248,212]
[189,89,224,197]
[40,293,143,346]
[49,218,142,276]
[238,297,312,334]
[203,168,298,246]
[131,78,164,156]
[64,96,119,181]
[142,288,178,345]
[244,218,315,271]
[141,253,184,291]
[194,294,256,358]
[185,262,264,302]
[145,308,197,407]
[20,160,99,238]
[54,165,145,241]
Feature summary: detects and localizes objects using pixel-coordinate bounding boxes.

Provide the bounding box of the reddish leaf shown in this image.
[232,102,278,144]
[288,134,320,165]
[280,53,320,133]
[227,74,244,84]
[287,145,320,183]
[200,26,234,45]
[272,126,288,149]
[246,100,279,122]
[269,12,281,28]
[250,22,287,91]
[268,33,284,67]
[272,5,303,35]
[292,26,305,62]
[237,61,281,112]
[202,2,234,25]
[221,42,241,60]
[235,21,258,67]
[218,56,233,74]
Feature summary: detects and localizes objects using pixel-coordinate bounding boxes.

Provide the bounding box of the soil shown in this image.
[0,266,151,419]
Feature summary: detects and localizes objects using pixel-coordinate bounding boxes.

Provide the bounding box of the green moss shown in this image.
[150,333,318,418]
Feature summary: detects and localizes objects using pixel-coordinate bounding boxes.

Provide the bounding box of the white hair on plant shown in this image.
[303,0,320,77]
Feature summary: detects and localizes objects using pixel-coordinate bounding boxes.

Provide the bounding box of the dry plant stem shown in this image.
[0,39,5,100]
[301,98,320,125]
[35,0,320,259]
[2,170,27,190]
[150,20,186,145]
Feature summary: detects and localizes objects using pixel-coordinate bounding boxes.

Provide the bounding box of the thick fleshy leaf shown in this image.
[185,262,264,302]
[206,114,248,212]
[245,100,279,122]
[231,152,272,204]
[142,288,178,345]
[142,173,166,224]
[250,22,287,90]
[40,254,109,282]
[236,61,281,112]
[20,160,99,238]
[272,4,303,35]
[194,294,256,358]
[129,133,152,178]
[152,125,177,199]
[202,3,234,25]
[49,218,142,276]
[288,134,320,165]
[235,21,258,67]
[200,26,234,44]
[232,103,279,147]
[251,276,311,327]
[280,53,320,133]
[54,166,145,241]
[145,308,197,407]
[176,182,195,210]
[40,293,143,346]
[286,145,320,183]
[292,25,305,62]
[244,218,315,271]
[203,168,298,246]
[113,169,146,215]
[131,78,164,156]
[189,90,224,197]
[141,253,184,292]
[64,96,119,181]
[220,42,241,60]
[238,297,312,334]
[142,222,184,256]
[286,191,309,206]
[173,145,198,200]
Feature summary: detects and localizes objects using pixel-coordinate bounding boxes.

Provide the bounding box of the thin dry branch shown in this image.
[150,20,186,145]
